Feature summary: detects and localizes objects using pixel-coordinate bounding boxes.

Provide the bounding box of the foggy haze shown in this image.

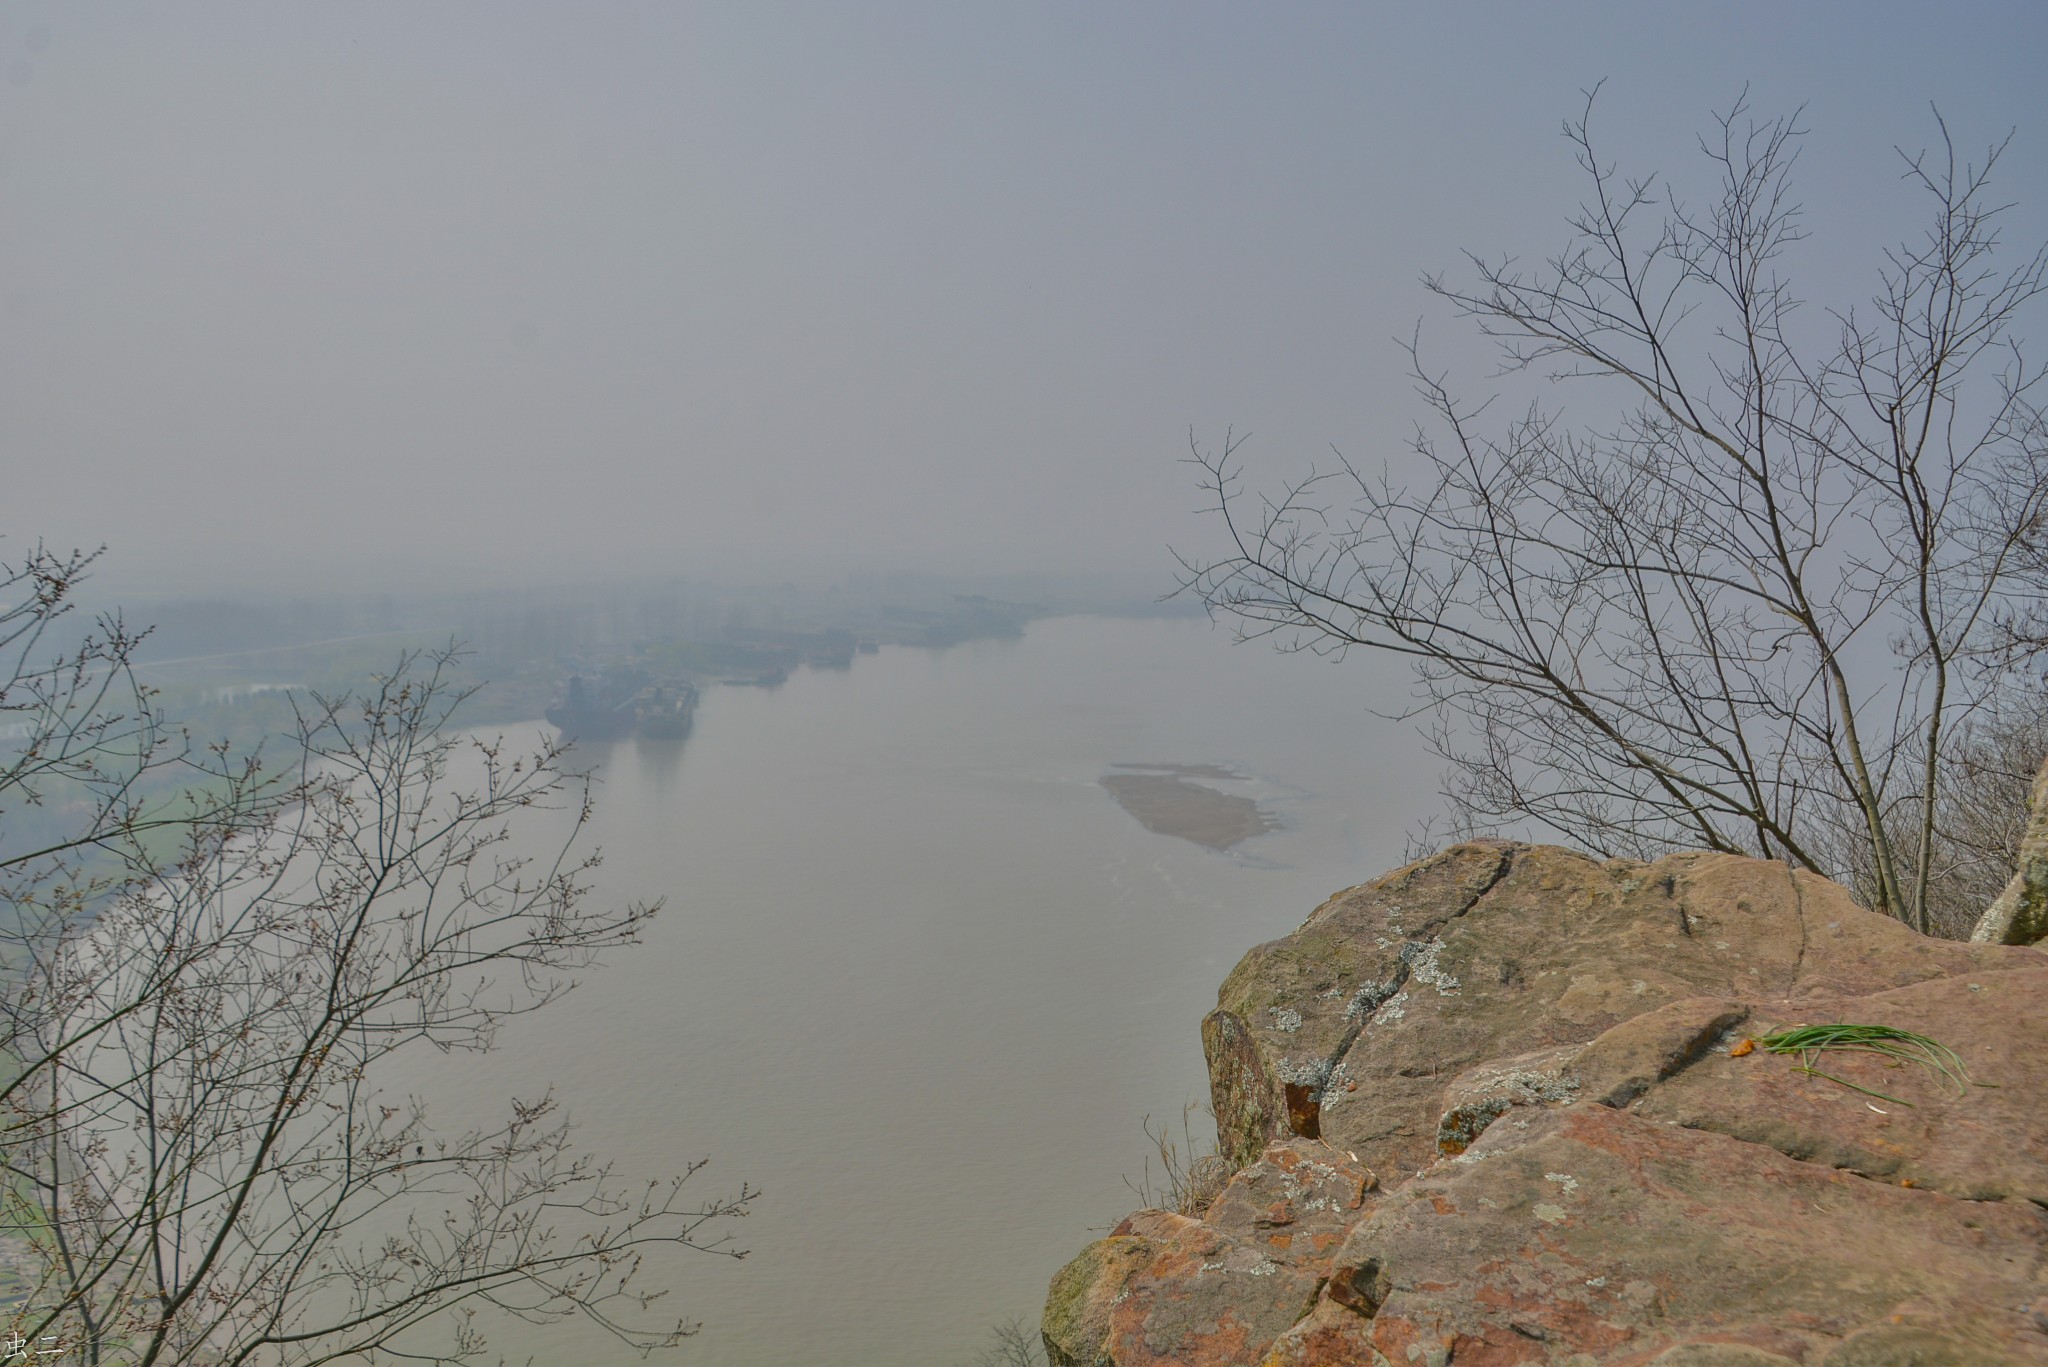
[4,2,2044,595]
[7,10,2048,1362]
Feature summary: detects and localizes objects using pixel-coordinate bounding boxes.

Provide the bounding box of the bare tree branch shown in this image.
[0,564,751,1365]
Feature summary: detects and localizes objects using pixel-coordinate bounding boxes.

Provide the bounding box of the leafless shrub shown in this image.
[1828,689,2048,938]
[1123,1103,1232,1218]
[958,1318,1047,1367]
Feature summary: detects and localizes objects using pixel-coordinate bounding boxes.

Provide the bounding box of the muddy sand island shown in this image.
[1099,763,1277,851]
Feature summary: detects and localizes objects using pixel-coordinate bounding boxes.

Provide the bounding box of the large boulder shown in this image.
[1045,844,2048,1366]
[1203,843,2033,1179]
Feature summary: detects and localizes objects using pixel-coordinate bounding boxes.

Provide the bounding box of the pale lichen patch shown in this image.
[1405,938,1461,995]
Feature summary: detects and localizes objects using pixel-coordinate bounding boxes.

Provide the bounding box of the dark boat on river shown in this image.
[635,682,697,739]
[546,674,697,741]
[545,674,637,740]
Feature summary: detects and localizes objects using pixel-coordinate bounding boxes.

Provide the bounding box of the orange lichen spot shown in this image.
[1900,1178,1916,1188]
[1729,1038,1756,1058]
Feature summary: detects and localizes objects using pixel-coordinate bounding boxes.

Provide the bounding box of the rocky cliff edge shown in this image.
[1044,842,2048,1366]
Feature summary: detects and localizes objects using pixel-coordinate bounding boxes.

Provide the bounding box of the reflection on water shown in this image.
[632,732,691,794]
[399,615,1424,1366]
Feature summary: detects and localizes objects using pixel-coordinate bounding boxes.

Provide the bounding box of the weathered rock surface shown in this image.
[1045,843,2048,1366]
[1042,1139,1379,1367]
[1344,1102,2048,1366]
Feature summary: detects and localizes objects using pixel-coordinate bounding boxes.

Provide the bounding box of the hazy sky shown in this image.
[5,3,2044,594]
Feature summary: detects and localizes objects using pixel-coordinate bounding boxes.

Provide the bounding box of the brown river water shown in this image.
[398,613,1424,1366]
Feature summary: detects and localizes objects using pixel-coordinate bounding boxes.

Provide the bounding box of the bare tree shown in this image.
[1179,92,2048,935]
[0,551,751,1365]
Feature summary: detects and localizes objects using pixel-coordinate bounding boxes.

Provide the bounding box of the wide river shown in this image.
[406,613,1425,1366]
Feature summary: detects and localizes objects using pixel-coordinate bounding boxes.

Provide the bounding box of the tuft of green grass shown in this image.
[1755,1023,1978,1107]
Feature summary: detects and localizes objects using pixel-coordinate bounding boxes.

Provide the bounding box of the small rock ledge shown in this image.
[1044,842,2048,1366]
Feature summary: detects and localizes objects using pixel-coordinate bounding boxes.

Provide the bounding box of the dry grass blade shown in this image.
[1123,1103,1232,1217]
